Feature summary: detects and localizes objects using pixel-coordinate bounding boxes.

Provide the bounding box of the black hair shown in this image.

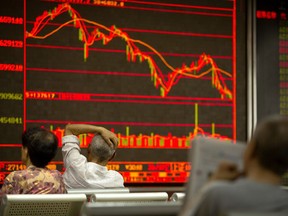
[252,115,288,175]
[22,127,58,168]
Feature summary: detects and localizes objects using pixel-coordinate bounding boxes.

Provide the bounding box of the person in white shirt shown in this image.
[62,124,124,189]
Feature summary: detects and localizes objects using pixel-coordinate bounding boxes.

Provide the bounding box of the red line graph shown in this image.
[26,67,233,82]
[26,44,233,59]
[26,20,233,39]
[26,3,233,98]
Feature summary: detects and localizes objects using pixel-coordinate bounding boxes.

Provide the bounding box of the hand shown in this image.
[98,127,119,149]
[209,161,242,181]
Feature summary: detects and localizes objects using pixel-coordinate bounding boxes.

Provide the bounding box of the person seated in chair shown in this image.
[62,124,124,189]
[1,127,66,194]
[180,115,288,216]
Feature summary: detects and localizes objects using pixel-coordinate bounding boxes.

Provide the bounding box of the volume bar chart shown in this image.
[47,103,229,149]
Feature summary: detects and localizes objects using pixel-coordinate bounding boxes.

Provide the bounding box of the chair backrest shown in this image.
[169,192,185,202]
[81,202,181,216]
[67,188,130,196]
[0,194,86,216]
[90,192,168,203]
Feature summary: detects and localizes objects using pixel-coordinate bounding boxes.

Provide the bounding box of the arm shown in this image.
[62,124,118,188]
[64,124,118,147]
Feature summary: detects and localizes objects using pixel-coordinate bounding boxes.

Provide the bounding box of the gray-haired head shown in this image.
[88,134,116,165]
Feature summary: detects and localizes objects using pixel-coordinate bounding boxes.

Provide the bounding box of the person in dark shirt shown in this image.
[180,115,288,216]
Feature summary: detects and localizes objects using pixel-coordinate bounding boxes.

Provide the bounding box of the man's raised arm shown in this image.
[64,124,118,147]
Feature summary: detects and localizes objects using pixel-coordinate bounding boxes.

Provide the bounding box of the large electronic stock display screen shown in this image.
[0,0,247,185]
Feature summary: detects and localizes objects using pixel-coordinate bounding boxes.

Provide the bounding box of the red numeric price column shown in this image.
[0,0,24,183]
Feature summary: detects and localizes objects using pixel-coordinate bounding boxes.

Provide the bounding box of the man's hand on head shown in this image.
[63,124,118,149]
[98,127,118,149]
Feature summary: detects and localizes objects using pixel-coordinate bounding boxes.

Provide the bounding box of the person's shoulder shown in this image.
[108,170,124,187]
[203,179,256,199]
[7,169,28,177]
[3,170,16,180]
[4,169,31,183]
[62,135,79,145]
[107,170,124,180]
[108,169,122,175]
[203,180,232,191]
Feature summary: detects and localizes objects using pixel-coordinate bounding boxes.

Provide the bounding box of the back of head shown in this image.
[89,135,115,164]
[22,127,58,168]
[251,115,288,175]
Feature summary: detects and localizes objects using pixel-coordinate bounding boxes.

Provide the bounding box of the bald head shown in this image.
[88,135,115,165]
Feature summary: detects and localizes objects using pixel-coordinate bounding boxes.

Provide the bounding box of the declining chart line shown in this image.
[26,3,232,98]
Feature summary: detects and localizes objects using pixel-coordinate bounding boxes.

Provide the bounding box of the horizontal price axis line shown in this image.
[26,44,233,60]
[25,90,232,102]
[26,67,233,81]
[26,97,233,106]
[26,21,233,39]
[0,144,21,147]
[40,1,233,16]
[42,0,233,12]
[122,28,232,39]
[26,120,233,128]
[99,5,232,17]
[122,0,233,12]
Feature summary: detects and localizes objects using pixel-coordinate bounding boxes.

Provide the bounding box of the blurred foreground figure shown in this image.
[180,115,288,216]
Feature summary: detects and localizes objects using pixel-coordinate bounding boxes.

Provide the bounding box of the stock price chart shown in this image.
[0,0,247,185]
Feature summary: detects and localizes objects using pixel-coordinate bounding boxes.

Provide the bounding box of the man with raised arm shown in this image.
[62,124,124,189]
